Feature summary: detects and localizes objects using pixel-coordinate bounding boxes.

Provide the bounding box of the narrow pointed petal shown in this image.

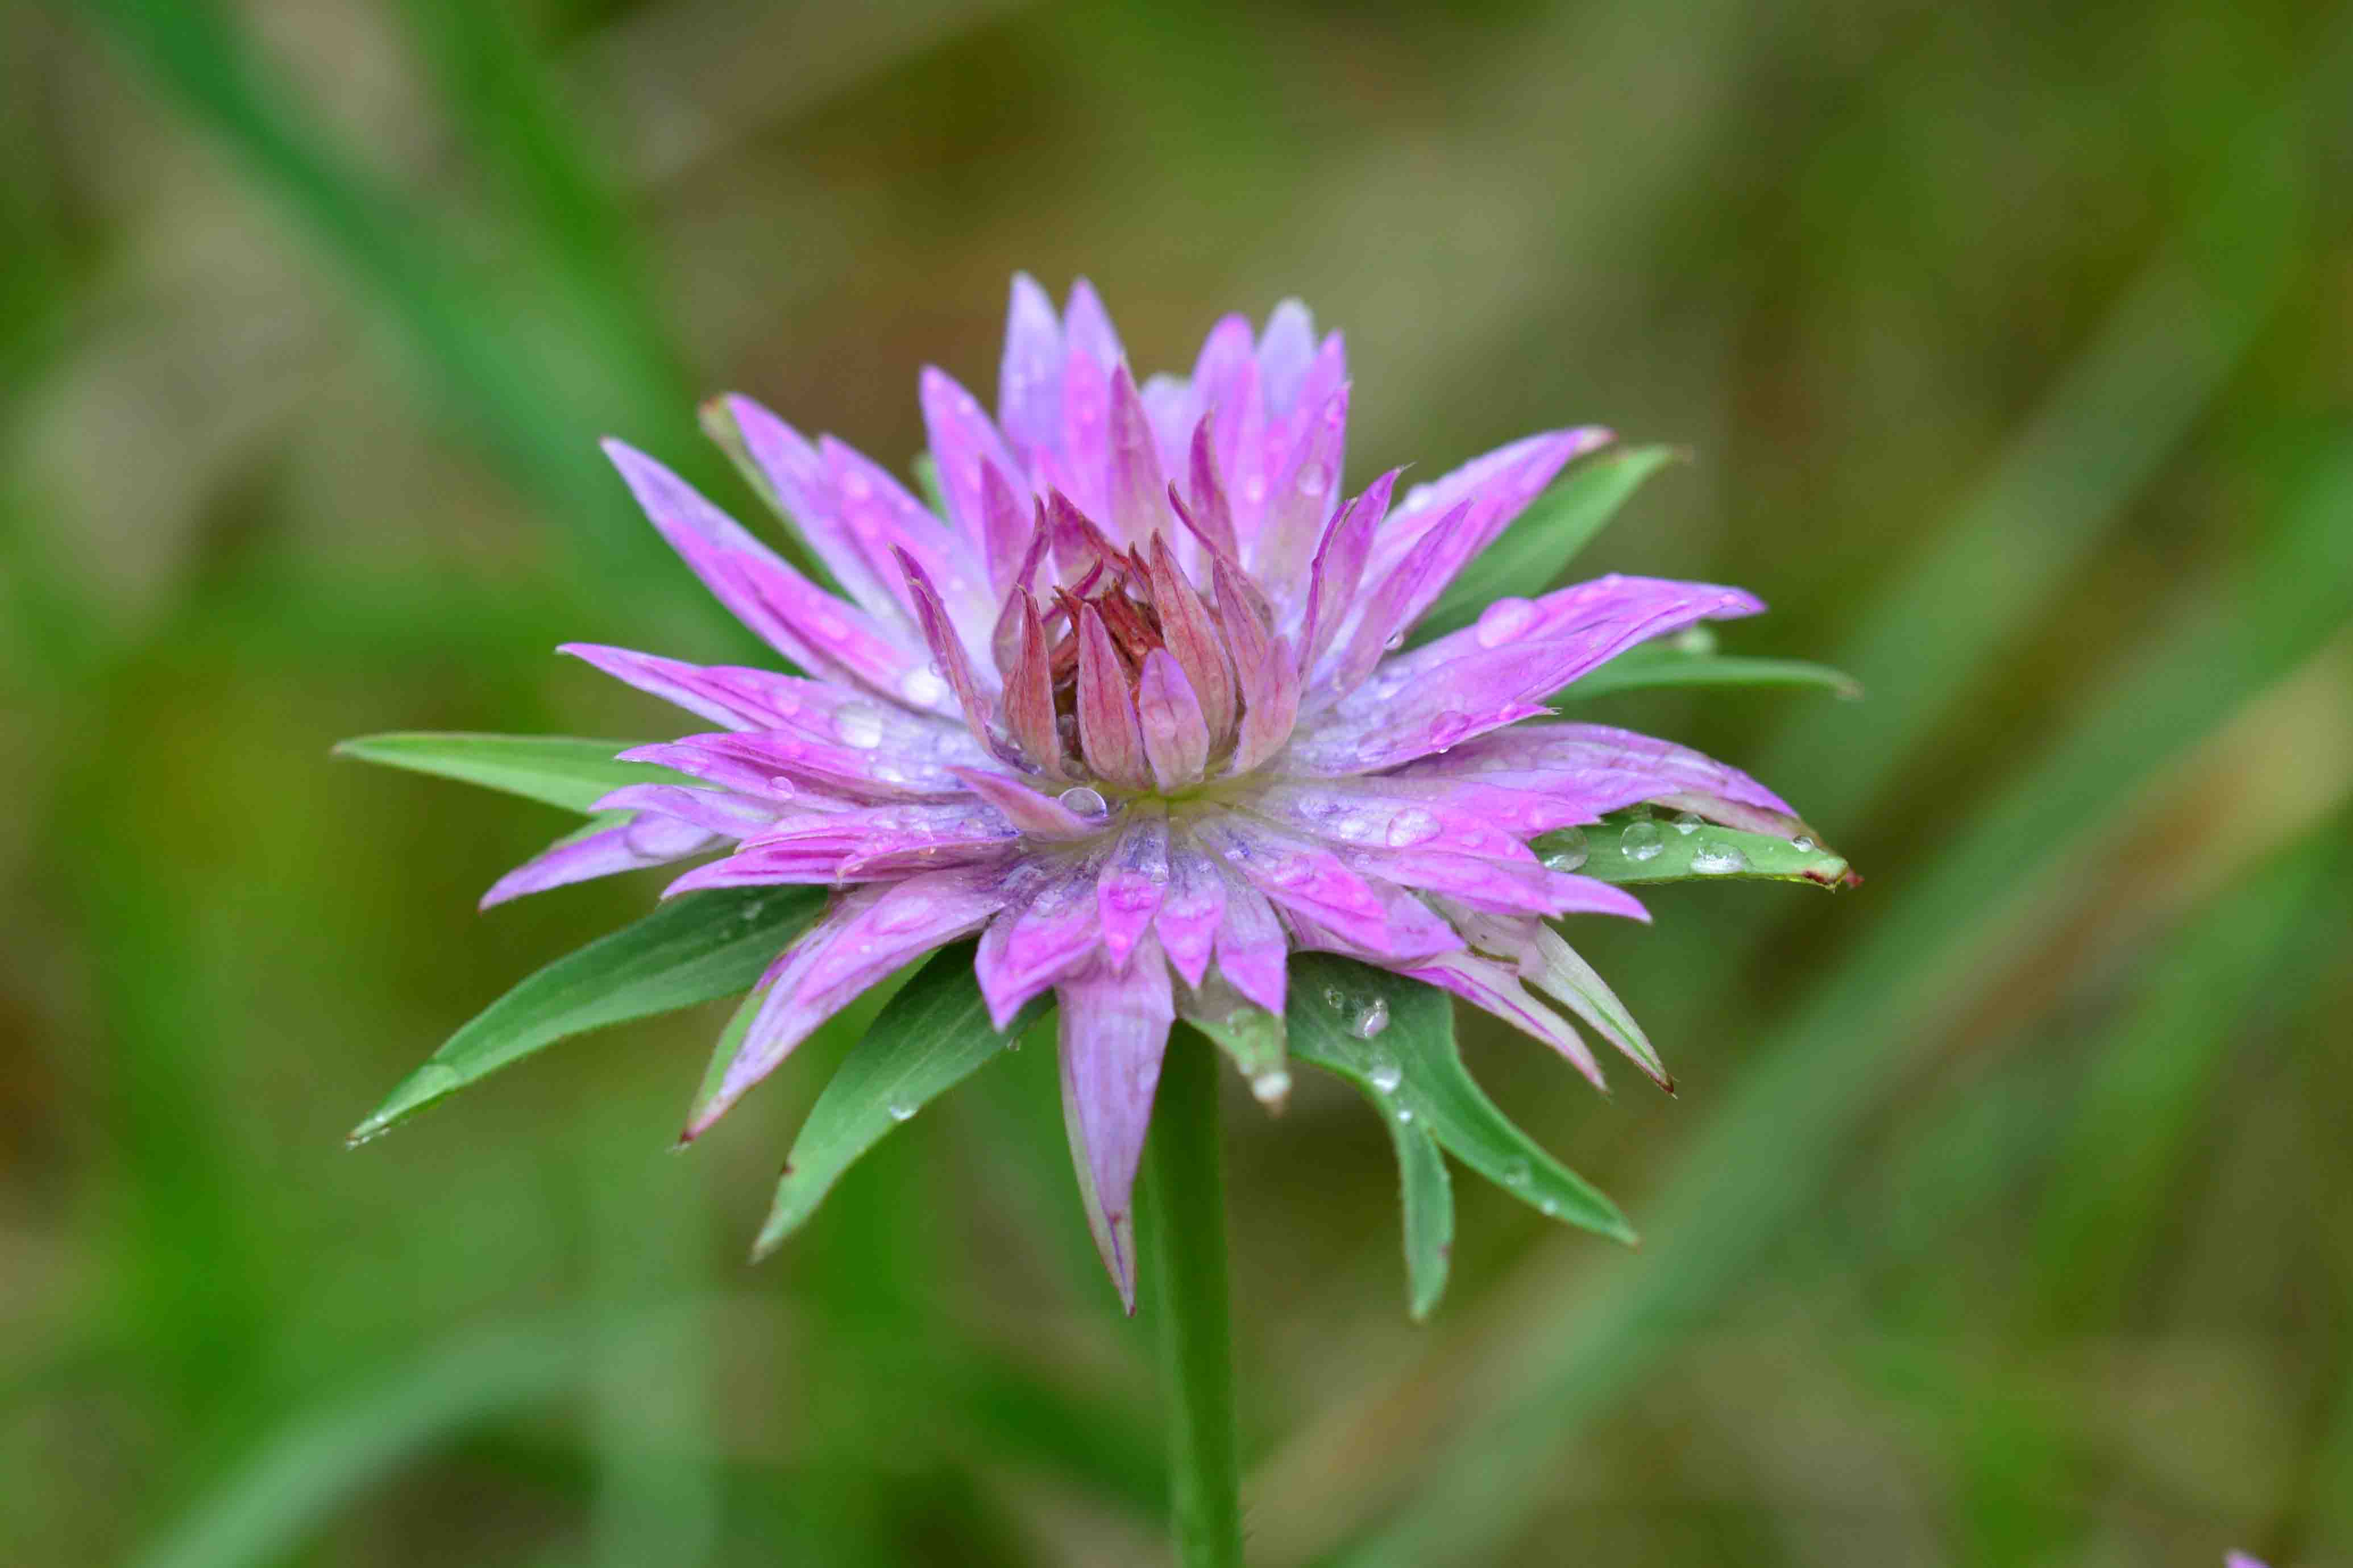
[821,437,994,654]
[1076,606,1152,789]
[975,858,1106,1028]
[998,273,1063,461]
[1155,841,1229,989]
[1256,300,1317,415]
[893,548,1011,761]
[603,440,917,687]
[1106,364,1169,542]
[1297,469,1396,674]
[1181,418,1243,562]
[712,398,908,628]
[1188,315,1259,485]
[979,462,1036,601]
[1406,950,1607,1090]
[1373,574,1765,701]
[1366,427,1608,593]
[1056,947,1174,1311]
[480,813,714,909]
[1255,383,1350,599]
[629,730,969,803]
[683,870,1004,1138]
[588,783,783,841]
[1096,810,1171,966]
[560,642,807,731]
[950,767,1101,838]
[1230,633,1302,774]
[1324,498,1474,695]
[1193,817,1393,956]
[1520,921,1670,1089]
[1392,721,1799,822]
[919,366,1022,550]
[1135,650,1211,791]
[1136,372,1198,479]
[1001,593,1065,774]
[1210,875,1288,1014]
[1063,277,1125,371]
[1146,534,1237,743]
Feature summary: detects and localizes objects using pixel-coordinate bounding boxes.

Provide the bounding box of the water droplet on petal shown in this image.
[834,702,885,748]
[1429,711,1468,748]
[901,667,948,706]
[1384,807,1441,848]
[1352,997,1391,1039]
[1671,810,1703,835]
[1056,785,1109,818]
[1691,838,1748,875]
[1367,1053,1403,1095]
[1541,827,1588,873]
[887,1099,917,1122]
[1269,856,1313,887]
[1671,625,1717,655]
[1622,820,1666,861]
[1475,597,1537,648]
[843,471,873,501]
[1242,473,1268,505]
[1295,461,1330,498]
[1383,631,1405,651]
[1250,1070,1291,1106]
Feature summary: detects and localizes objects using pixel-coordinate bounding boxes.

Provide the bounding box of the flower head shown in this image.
[477,277,1821,1305]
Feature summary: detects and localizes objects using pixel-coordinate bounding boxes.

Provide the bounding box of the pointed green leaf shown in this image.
[333,733,686,814]
[1288,1012,1453,1318]
[1560,646,1863,702]
[1557,820,1853,888]
[1289,955,1630,1305]
[349,885,825,1143]
[752,942,1048,1259]
[1413,443,1683,645]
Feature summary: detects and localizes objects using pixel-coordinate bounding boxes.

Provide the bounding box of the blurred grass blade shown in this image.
[351,885,823,1143]
[76,0,729,647]
[1288,981,1455,1319]
[132,1318,592,1568]
[1290,955,1633,1245]
[1562,647,1862,701]
[2024,826,2345,1329]
[1337,443,2353,1568]
[334,733,684,813]
[1554,821,1852,887]
[1413,444,1681,644]
[752,942,1045,1259]
[1746,35,2336,825]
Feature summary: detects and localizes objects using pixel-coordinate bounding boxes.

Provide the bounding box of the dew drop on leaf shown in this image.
[1352,997,1391,1039]
[887,1099,917,1122]
[1622,820,1666,861]
[1691,838,1748,875]
[1671,810,1703,835]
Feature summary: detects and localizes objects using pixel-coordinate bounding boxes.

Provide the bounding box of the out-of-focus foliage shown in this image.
[4,1,2349,1564]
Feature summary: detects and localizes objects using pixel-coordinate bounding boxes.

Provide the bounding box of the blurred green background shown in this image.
[6,1,2352,1563]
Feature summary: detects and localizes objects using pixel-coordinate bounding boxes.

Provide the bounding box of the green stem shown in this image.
[1139,1026,1244,1568]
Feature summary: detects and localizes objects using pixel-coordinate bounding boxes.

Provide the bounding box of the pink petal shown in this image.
[1296,469,1397,675]
[975,856,1106,1028]
[683,869,1005,1139]
[1075,605,1152,790]
[1154,841,1230,989]
[1056,945,1175,1311]
[1106,364,1169,543]
[1145,534,1237,745]
[997,273,1064,463]
[712,397,909,630]
[1095,811,1171,967]
[480,813,714,910]
[1211,874,1288,1015]
[1135,650,1211,791]
[950,766,1101,839]
[919,367,1019,538]
[1253,383,1349,601]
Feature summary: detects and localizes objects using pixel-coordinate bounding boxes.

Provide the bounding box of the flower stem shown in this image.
[1139,1025,1244,1568]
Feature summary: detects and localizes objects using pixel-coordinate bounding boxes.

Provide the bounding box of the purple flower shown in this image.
[494,277,1815,1306]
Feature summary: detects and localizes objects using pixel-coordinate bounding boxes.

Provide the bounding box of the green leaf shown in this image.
[1413,444,1682,645]
[1559,646,1864,702]
[1558,819,1853,888]
[752,942,1048,1259]
[333,732,686,814]
[349,885,825,1142]
[1289,955,1632,1297]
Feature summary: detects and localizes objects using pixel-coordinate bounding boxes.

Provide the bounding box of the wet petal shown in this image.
[1056,945,1173,1311]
